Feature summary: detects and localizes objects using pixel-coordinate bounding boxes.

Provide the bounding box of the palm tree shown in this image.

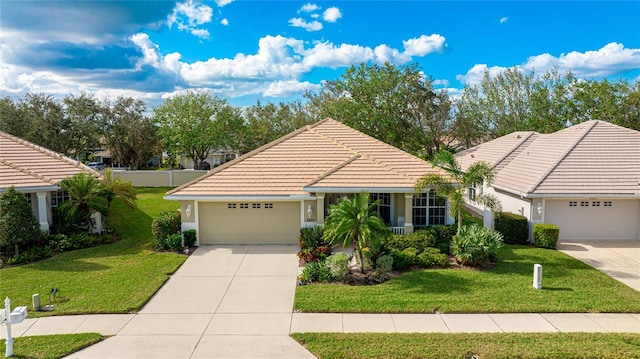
[414,150,501,234]
[101,168,137,212]
[323,192,389,272]
[59,173,108,232]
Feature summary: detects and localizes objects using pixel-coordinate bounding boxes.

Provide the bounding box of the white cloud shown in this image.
[215,0,235,7]
[302,41,375,68]
[289,17,323,31]
[311,13,319,19]
[432,79,450,87]
[403,34,446,57]
[168,0,213,39]
[457,43,640,85]
[323,7,342,23]
[298,3,320,13]
[500,17,508,24]
[130,33,161,68]
[220,18,229,26]
[263,80,321,97]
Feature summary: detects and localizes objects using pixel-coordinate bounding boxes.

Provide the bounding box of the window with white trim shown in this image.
[51,190,69,208]
[413,190,446,226]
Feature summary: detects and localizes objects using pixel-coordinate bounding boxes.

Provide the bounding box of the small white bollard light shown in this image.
[533,264,543,289]
[1,297,28,357]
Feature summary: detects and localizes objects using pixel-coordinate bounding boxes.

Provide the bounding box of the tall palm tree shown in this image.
[415,150,501,234]
[323,192,389,272]
[59,173,108,232]
[101,168,137,212]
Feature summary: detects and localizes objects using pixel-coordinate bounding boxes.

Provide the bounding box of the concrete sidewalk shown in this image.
[3,312,638,340]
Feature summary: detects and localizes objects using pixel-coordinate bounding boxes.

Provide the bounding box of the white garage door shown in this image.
[545,199,640,241]
[198,202,300,244]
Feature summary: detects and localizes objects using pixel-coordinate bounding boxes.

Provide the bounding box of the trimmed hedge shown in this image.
[151,210,181,251]
[534,223,559,249]
[494,212,529,244]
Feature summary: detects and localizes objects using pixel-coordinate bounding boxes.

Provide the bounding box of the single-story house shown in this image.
[0,130,102,231]
[165,118,454,245]
[178,149,240,170]
[456,120,640,241]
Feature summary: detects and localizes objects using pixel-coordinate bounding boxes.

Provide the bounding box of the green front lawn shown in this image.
[0,187,186,317]
[292,333,640,359]
[295,245,640,313]
[0,333,103,359]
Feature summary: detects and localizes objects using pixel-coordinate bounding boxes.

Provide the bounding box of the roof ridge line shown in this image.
[527,120,598,193]
[490,131,537,170]
[0,158,58,186]
[307,121,416,181]
[304,154,361,188]
[0,130,88,171]
[167,119,330,195]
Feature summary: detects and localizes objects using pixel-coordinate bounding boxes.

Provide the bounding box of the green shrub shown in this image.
[151,210,181,245]
[365,233,391,265]
[298,225,331,263]
[462,210,483,226]
[388,234,410,251]
[300,260,334,283]
[433,225,456,255]
[391,247,416,270]
[166,233,183,252]
[416,247,449,268]
[183,229,197,247]
[0,187,41,258]
[326,252,349,279]
[2,246,52,266]
[404,229,436,252]
[534,223,559,249]
[375,254,394,275]
[494,212,529,244]
[451,224,503,266]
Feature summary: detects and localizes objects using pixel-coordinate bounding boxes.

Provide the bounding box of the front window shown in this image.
[369,193,391,224]
[51,190,69,208]
[413,190,446,226]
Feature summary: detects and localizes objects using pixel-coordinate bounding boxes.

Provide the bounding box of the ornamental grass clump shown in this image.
[451,224,503,266]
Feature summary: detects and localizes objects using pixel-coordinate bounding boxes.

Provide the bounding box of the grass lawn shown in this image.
[0,333,103,359]
[295,245,640,313]
[292,332,640,359]
[0,187,186,317]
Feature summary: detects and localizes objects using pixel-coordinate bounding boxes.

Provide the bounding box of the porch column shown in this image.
[404,194,414,234]
[316,195,325,225]
[36,192,49,231]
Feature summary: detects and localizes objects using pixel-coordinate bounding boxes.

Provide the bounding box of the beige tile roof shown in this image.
[168,118,445,197]
[455,121,640,196]
[0,131,99,190]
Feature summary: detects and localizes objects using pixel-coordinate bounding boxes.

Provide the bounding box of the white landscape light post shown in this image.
[533,264,543,289]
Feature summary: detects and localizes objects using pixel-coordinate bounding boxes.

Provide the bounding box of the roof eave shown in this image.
[164,194,317,201]
[492,184,640,199]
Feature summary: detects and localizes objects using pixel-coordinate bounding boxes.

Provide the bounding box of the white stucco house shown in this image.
[456,120,640,241]
[165,118,454,245]
[0,130,103,231]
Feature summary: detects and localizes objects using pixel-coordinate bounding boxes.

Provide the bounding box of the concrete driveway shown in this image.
[558,240,640,291]
[67,245,315,359]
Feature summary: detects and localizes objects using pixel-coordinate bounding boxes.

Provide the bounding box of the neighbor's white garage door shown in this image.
[198,202,300,244]
[545,199,640,241]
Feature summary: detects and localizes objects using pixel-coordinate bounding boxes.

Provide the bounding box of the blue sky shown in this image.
[1,1,638,108]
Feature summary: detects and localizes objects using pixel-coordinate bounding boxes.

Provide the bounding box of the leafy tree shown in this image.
[154,90,243,169]
[0,187,41,257]
[59,173,108,233]
[415,150,501,234]
[103,97,159,169]
[323,192,389,272]
[306,62,450,157]
[63,93,105,160]
[16,93,70,154]
[242,100,313,152]
[101,168,137,213]
[0,97,28,139]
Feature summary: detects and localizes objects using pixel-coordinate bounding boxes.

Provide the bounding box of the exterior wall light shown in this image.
[185,204,192,219]
[307,204,313,219]
[536,202,543,217]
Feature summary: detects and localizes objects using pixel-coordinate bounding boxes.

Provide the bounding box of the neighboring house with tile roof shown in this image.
[0,130,102,231]
[165,118,454,245]
[455,120,640,241]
